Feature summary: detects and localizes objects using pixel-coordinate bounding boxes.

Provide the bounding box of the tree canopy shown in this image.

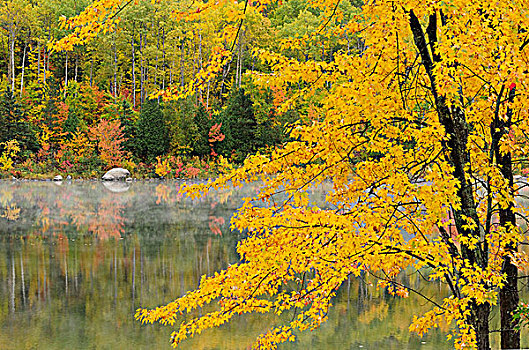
[7,0,529,348]
[132,1,529,349]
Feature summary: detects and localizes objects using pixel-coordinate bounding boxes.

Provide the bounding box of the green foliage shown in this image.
[135,100,169,162]
[63,108,81,137]
[218,88,257,162]
[248,86,296,150]
[191,102,214,158]
[119,99,137,155]
[164,98,195,156]
[0,89,38,156]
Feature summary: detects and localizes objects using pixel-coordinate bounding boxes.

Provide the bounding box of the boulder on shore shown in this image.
[102,168,131,181]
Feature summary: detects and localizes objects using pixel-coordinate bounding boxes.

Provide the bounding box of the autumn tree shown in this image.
[37,0,529,348]
[132,2,529,350]
[89,118,127,169]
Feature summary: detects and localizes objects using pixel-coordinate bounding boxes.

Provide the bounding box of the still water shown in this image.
[0,180,460,349]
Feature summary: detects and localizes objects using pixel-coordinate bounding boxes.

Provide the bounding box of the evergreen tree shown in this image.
[119,99,136,155]
[135,99,169,162]
[219,88,257,161]
[63,108,81,138]
[0,89,38,154]
[191,103,214,158]
[253,89,293,150]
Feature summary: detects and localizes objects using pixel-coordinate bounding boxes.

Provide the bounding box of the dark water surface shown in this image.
[0,180,465,349]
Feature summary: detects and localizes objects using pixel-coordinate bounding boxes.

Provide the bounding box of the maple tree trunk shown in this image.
[409,10,491,348]
[193,30,198,102]
[473,302,491,350]
[495,86,520,349]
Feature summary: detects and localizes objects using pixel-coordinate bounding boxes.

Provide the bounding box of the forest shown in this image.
[3,0,529,349]
[0,0,360,179]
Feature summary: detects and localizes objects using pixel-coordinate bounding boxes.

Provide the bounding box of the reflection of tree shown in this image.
[87,197,125,239]
[1,181,512,349]
[155,183,173,205]
[208,202,225,236]
[0,187,20,221]
[1,203,20,221]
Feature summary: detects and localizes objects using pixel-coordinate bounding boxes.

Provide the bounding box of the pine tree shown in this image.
[135,99,169,162]
[63,108,81,138]
[0,88,38,155]
[119,99,136,155]
[191,102,214,158]
[219,88,257,161]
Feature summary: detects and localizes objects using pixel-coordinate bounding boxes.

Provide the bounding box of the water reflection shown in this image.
[0,181,463,349]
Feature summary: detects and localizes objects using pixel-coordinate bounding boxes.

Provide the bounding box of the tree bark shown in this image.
[409,10,490,349]
[161,27,166,91]
[9,24,16,92]
[131,23,136,107]
[170,39,175,86]
[113,37,118,97]
[37,41,41,82]
[74,53,78,82]
[20,30,30,96]
[495,86,520,349]
[43,45,47,84]
[140,29,144,104]
[155,25,159,103]
[90,54,93,87]
[180,37,185,88]
[198,30,202,101]
[64,52,68,97]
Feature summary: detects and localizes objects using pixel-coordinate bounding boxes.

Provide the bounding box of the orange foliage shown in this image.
[88,119,127,168]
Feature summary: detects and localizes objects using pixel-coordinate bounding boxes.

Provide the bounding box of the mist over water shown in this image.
[0,180,464,349]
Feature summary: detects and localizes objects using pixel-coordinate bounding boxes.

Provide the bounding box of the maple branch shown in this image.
[369,270,445,310]
[109,0,134,21]
[520,36,529,51]
[230,0,249,52]
[318,0,341,34]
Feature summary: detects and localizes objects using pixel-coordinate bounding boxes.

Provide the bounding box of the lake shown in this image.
[0,180,483,349]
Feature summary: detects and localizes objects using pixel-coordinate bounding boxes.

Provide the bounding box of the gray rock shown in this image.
[53,175,63,181]
[102,167,131,181]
